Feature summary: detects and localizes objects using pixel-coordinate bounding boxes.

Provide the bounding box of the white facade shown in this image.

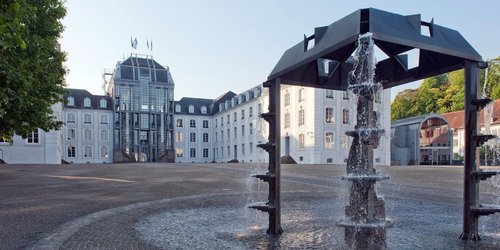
[0,103,63,164]
[62,90,114,164]
[174,84,391,165]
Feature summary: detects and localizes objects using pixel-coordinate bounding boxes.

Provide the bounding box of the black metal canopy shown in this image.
[266,8,482,90]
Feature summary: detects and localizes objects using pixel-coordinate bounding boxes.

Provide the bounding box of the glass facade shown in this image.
[109,55,175,162]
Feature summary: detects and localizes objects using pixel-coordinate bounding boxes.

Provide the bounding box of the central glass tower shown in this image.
[107,54,175,162]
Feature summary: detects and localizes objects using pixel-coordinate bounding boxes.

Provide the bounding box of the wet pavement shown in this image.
[0,163,498,249]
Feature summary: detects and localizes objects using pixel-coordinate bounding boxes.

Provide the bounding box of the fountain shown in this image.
[335,33,391,249]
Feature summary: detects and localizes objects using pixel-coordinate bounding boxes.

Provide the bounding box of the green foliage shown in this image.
[0,0,67,139]
[391,89,419,121]
[391,58,500,121]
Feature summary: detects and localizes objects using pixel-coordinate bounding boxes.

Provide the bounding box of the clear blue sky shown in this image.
[60,0,500,101]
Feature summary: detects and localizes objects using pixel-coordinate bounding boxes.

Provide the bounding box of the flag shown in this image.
[130,36,133,48]
[133,38,138,49]
[147,39,150,50]
[151,40,153,51]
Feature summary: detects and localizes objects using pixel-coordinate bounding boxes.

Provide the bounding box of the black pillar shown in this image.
[461,60,481,241]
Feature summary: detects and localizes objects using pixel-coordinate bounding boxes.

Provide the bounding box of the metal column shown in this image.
[248,78,283,235]
[460,60,500,241]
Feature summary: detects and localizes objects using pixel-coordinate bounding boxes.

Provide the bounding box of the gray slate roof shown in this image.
[63,88,113,110]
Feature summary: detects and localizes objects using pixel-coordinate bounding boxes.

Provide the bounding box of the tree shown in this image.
[391,89,419,121]
[0,0,66,140]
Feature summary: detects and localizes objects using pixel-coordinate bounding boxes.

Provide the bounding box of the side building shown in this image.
[0,103,63,164]
[62,89,114,163]
[174,84,391,165]
[106,54,175,162]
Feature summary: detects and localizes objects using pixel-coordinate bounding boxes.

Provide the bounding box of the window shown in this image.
[67,113,75,124]
[176,119,183,127]
[67,96,74,106]
[234,127,237,139]
[100,99,107,108]
[215,132,218,142]
[285,92,290,106]
[325,107,334,124]
[325,132,334,149]
[84,129,92,141]
[241,110,245,120]
[84,114,92,124]
[374,92,381,103]
[298,108,305,126]
[100,129,109,141]
[190,148,196,158]
[249,123,253,135]
[325,89,334,99]
[341,134,350,149]
[203,120,209,128]
[215,119,218,128]
[221,130,224,141]
[249,142,253,154]
[203,148,209,158]
[227,129,230,141]
[258,103,262,114]
[190,132,196,142]
[342,109,350,124]
[203,133,209,142]
[227,114,230,124]
[285,113,290,128]
[175,104,181,113]
[84,97,91,107]
[100,114,108,125]
[100,146,109,158]
[342,91,349,100]
[67,146,76,158]
[221,147,224,157]
[188,105,194,113]
[249,106,253,117]
[190,119,196,128]
[27,130,39,144]
[299,88,305,101]
[67,128,76,140]
[201,105,207,114]
[299,134,305,150]
[241,125,245,136]
[233,112,237,122]
[176,148,184,157]
[221,117,224,126]
[176,132,183,142]
[241,144,245,155]
[227,146,230,156]
[83,146,93,158]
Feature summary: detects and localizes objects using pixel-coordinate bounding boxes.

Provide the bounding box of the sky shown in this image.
[60,0,500,101]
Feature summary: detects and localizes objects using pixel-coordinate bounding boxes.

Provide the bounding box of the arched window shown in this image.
[342,109,350,124]
[100,98,107,108]
[176,119,183,127]
[83,114,92,124]
[188,105,194,113]
[175,104,181,113]
[67,146,76,157]
[67,96,74,106]
[100,146,109,158]
[84,97,91,107]
[201,105,207,114]
[83,146,93,158]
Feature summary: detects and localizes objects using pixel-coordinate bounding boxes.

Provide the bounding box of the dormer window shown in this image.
[219,103,224,111]
[67,96,74,106]
[100,99,107,108]
[201,105,207,114]
[175,104,181,113]
[84,97,91,108]
[188,105,194,113]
